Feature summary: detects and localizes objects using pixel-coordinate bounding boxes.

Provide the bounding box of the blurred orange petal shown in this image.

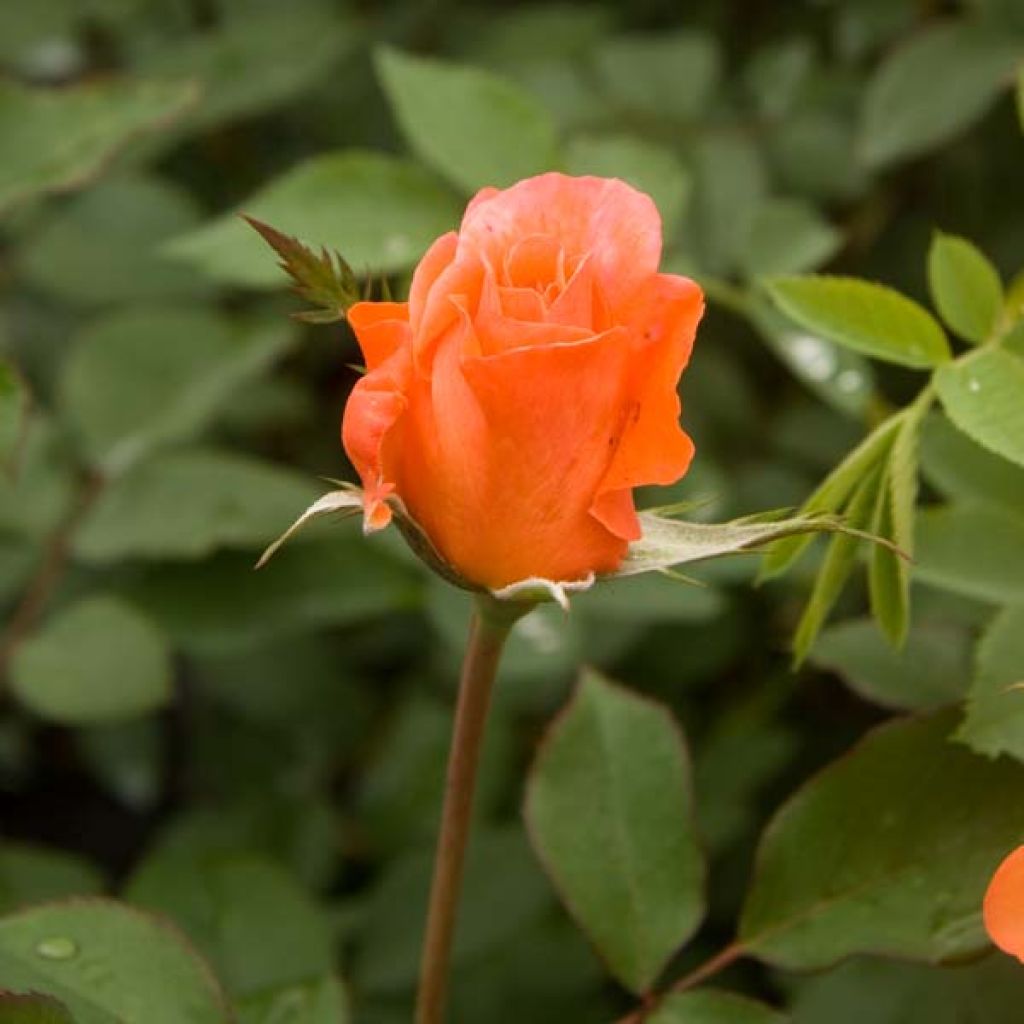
[985,845,1024,962]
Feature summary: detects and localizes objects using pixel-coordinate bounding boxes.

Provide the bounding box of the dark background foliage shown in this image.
[1,1,1023,1021]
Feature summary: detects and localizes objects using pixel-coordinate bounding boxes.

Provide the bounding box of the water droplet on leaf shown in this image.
[836,369,864,393]
[35,936,78,960]
[788,334,838,382]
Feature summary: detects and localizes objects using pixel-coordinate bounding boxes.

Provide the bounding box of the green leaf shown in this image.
[0,78,196,214]
[649,990,787,1024]
[764,276,951,368]
[193,635,373,757]
[576,571,724,625]
[739,710,1024,969]
[743,39,814,119]
[810,618,971,711]
[0,417,74,543]
[739,199,842,279]
[935,348,1024,470]
[746,297,876,419]
[130,796,341,897]
[695,690,799,855]
[238,975,349,1024]
[868,483,905,647]
[791,953,1024,1024]
[126,853,334,1000]
[445,914,608,1023]
[0,993,74,1024]
[1018,66,1024,131]
[594,31,720,121]
[859,22,1022,168]
[18,175,212,306]
[355,827,551,993]
[920,411,1024,515]
[60,308,293,473]
[524,672,704,994]
[166,151,460,286]
[77,720,162,811]
[793,466,883,664]
[0,360,28,471]
[141,8,352,137]
[375,47,559,194]
[356,693,513,855]
[244,217,360,324]
[10,595,172,725]
[73,447,320,563]
[869,398,928,647]
[927,232,1004,344]
[956,605,1024,760]
[122,539,420,656]
[690,134,768,275]
[0,845,103,915]
[565,134,690,232]
[0,899,229,1023]
[915,504,1024,603]
[767,112,867,203]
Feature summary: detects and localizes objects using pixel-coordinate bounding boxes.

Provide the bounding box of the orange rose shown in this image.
[341,173,704,591]
[985,845,1024,962]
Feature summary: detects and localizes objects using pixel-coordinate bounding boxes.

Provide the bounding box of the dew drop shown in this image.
[836,369,864,393]
[788,334,837,382]
[35,936,78,960]
[968,378,981,393]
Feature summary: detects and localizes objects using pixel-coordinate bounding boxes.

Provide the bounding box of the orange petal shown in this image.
[985,845,1024,962]
[340,343,412,532]
[475,269,589,354]
[459,172,661,315]
[503,234,563,290]
[464,185,500,218]
[408,232,457,329]
[498,286,547,323]
[547,255,604,333]
[347,301,410,371]
[393,325,634,588]
[409,233,484,359]
[591,273,704,539]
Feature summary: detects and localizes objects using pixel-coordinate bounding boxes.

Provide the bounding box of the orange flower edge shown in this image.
[984,845,1024,963]
[341,172,705,592]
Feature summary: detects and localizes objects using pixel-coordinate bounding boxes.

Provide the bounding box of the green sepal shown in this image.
[260,486,896,615]
[244,216,361,323]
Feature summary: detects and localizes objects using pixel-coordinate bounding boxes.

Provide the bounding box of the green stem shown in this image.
[415,595,525,1024]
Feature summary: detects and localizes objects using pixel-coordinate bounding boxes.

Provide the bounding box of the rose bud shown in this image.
[985,845,1024,962]
[340,172,704,594]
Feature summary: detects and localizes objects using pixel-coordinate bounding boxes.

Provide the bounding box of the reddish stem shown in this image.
[415,597,523,1024]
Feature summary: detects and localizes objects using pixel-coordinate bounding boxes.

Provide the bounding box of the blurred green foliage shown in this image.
[1,0,1024,1021]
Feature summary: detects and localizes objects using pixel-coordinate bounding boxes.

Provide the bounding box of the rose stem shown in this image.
[415,595,526,1024]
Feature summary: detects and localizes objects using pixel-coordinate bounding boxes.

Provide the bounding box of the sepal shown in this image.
[256,485,590,608]
[611,509,897,578]
[491,574,595,611]
[258,490,896,615]
[255,486,363,568]
[256,485,475,591]
[244,217,361,324]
